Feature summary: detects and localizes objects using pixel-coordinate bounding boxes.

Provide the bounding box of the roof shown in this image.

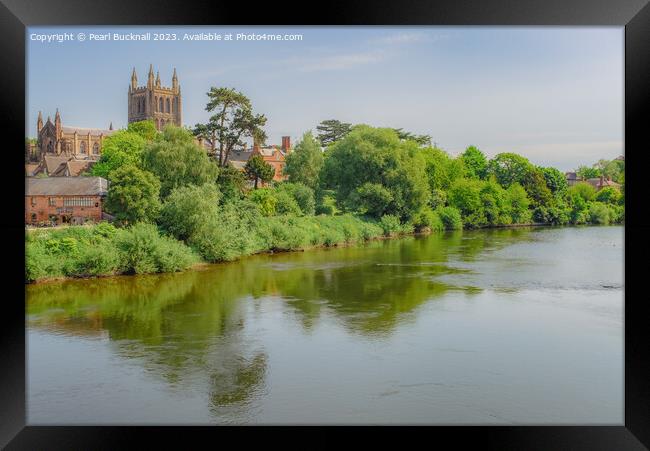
[228,149,254,162]
[585,178,621,189]
[61,126,116,136]
[51,160,96,177]
[229,160,247,170]
[565,172,578,180]
[26,177,109,196]
[43,155,72,174]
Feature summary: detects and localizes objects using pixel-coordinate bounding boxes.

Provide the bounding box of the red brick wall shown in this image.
[26,195,103,225]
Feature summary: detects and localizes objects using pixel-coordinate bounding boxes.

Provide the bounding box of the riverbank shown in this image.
[26,214,621,285]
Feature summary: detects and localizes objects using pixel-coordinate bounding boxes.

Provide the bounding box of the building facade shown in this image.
[26,177,109,225]
[26,110,115,163]
[128,65,182,131]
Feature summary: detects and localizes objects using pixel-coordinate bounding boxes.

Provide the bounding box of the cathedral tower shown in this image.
[128,65,182,131]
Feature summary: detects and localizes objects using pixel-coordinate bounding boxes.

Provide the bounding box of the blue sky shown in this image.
[27,26,623,171]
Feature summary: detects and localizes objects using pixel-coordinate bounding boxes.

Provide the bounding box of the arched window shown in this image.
[174,97,178,113]
[166,98,170,113]
[93,142,100,155]
[79,141,86,154]
[154,96,158,111]
[159,97,164,112]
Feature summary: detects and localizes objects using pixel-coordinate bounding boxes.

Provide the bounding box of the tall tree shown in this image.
[284,131,324,190]
[244,154,275,189]
[104,165,161,225]
[141,126,219,198]
[193,87,267,167]
[390,128,432,146]
[460,145,488,179]
[316,119,352,147]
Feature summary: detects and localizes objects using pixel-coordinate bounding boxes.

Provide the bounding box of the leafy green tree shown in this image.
[316,119,352,146]
[244,154,275,189]
[105,165,161,225]
[193,87,268,166]
[447,178,486,228]
[435,206,463,230]
[320,126,430,221]
[540,166,568,195]
[420,147,465,192]
[127,120,158,141]
[588,202,611,225]
[159,184,221,241]
[276,183,316,216]
[568,182,596,202]
[595,186,621,205]
[506,183,532,223]
[576,165,601,180]
[91,130,146,178]
[480,179,511,225]
[217,164,247,202]
[284,131,324,190]
[460,146,488,179]
[248,188,277,216]
[487,153,533,187]
[353,182,394,218]
[274,190,302,216]
[141,126,219,198]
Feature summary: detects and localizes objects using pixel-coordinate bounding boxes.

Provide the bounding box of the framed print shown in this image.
[1,0,649,448]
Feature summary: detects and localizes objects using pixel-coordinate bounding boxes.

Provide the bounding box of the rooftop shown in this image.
[26,176,109,196]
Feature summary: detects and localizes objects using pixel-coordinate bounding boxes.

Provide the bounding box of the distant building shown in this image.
[25,176,109,226]
[565,171,580,187]
[26,109,115,163]
[128,65,182,131]
[221,136,292,186]
[585,176,621,191]
[28,155,96,178]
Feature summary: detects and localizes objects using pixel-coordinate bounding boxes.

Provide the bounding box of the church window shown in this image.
[159,97,163,112]
[166,98,170,113]
[80,142,86,154]
[93,142,100,155]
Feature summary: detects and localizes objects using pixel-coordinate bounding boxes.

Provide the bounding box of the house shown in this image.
[585,176,621,191]
[565,171,580,187]
[222,136,293,186]
[25,176,109,226]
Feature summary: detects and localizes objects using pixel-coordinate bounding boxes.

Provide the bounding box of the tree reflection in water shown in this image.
[27,228,535,418]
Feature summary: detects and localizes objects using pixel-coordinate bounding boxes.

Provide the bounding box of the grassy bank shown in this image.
[25,214,411,283]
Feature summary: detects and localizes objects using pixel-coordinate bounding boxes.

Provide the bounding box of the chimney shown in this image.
[281,136,291,152]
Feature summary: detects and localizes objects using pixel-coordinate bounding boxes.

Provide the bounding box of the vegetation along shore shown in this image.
[25,88,625,283]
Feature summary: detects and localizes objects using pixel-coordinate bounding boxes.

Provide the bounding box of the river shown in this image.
[26,225,623,424]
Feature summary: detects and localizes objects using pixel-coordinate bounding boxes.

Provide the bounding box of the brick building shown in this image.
[228,136,292,186]
[26,177,109,226]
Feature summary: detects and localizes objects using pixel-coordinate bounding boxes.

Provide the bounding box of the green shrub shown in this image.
[412,208,444,232]
[276,183,316,216]
[588,202,611,225]
[379,214,402,236]
[275,189,302,216]
[436,206,463,230]
[569,182,596,202]
[249,188,277,217]
[159,184,221,241]
[595,187,621,205]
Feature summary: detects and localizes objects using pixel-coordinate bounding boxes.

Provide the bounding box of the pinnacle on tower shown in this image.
[147,64,155,87]
[155,71,161,87]
[131,67,138,89]
[54,108,61,123]
[37,111,43,132]
[172,68,178,90]
[109,122,113,130]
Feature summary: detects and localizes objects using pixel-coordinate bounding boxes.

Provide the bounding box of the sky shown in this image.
[26,26,623,171]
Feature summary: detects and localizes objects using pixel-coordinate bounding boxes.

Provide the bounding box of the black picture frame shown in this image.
[1,0,648,448]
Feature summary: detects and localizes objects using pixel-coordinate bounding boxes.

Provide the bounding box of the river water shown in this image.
[26,225,623,424]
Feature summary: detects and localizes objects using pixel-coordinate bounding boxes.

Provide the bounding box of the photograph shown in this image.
[22,25,627,426]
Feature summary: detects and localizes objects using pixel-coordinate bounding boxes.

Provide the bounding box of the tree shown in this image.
[105,165,161,225]
[420,147,465,192]
[244,154,275,189]
[284,131,324,190]
[352,183,394,217]
[316,119,352,147]
[141,126,219,198]
[576,165,601,180]
[539,166,568,195]
[217,164,247,202]
[487,153,552,208]
[159,184,221,241]
[391,128,432,146]
[595,186,621,205]
[569,182,596,202]
[91,129,147,178]
[321,126,430,221]
[127,120,158,141]
[276,182,316,216]
[193,87,267,166]
[447,178,486,228]
[460,146,488,179]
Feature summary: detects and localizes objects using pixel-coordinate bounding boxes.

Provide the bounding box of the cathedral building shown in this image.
[128,65,182,131]
[27,109,115,163]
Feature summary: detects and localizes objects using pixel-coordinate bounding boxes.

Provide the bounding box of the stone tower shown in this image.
[128,65,182,131]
